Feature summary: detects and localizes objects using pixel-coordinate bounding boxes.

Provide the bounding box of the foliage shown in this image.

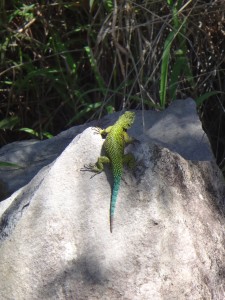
[0,161,21,168]
[160,0,194,108]
[0,1,225,166]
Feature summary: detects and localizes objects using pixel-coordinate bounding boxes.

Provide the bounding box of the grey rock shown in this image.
[0,98,213,201]
[0,123,90,201]
[0,98,224,299]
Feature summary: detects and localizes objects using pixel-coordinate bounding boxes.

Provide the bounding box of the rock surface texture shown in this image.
[0,99,224,299]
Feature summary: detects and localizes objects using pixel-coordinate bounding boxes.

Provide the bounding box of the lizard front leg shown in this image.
[93,126,113,137]
[81,156,110,178]
[123,131,134,144]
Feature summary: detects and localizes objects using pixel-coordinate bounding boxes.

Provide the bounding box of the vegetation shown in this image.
[0,0,225,169]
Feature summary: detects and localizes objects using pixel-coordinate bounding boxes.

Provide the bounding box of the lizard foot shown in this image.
[92,127,102,135]
[80,164,102,178]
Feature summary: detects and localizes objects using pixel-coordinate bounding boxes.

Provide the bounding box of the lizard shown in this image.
[82,111,136,233]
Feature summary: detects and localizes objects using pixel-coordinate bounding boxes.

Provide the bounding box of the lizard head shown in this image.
[118,111,135,129]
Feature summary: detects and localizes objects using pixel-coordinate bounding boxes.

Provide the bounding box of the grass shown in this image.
[0,0,225,170]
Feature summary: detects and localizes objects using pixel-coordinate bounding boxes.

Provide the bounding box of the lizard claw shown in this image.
[80,163,102,179]
[92,127,102,135]
[80,163,95,171]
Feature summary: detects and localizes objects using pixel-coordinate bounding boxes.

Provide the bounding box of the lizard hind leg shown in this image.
[82,156,110,178]
[123,153,136,169]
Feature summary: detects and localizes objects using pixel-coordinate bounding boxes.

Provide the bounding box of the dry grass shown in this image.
[0,0,225,171]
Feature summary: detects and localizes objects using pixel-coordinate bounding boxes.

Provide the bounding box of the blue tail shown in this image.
[110,176,121,233]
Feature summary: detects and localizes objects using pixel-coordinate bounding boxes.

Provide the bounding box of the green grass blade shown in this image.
[169,54,184,100]
[19,128,53,139]
[196,91,223,107]
[67,102,102,125]
[183,57,195,88]
[103,0,113,12]
[84,46,106,94]
[19,128,39,137]
[0,161,22,168]
[169,51,195,100]
[159,31,176,108]
[0,116,19,130]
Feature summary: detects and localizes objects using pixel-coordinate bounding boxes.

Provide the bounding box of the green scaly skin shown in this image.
[84,111,135,233]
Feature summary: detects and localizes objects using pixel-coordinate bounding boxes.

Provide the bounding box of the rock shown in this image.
[0,98,213,201]
[0,99,224,299]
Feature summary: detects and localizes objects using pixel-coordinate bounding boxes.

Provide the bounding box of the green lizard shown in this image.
[83,111,136,233]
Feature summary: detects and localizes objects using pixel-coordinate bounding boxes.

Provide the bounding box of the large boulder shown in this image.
[0,99,224,299]
[0,98,213,201]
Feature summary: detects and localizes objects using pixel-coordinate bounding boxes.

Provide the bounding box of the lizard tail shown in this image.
[110,176,121,233]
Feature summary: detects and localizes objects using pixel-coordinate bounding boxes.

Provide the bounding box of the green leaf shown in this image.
[167,0,174,7]
[183,57,195,88]
[19,128,53,139]
[0,116,20,130]
[103,0,113,12]
[0,161,22,168]
[169,54,195,101]
[20,128,39,137]
[169,56,184,100]
[42,132,54,139]
[159,31,176,108]
[67,102,102,125]
[89,0,95,11]
[196,91,223,107]
[106,105,114,114]
[177,0,183,9]
[51,34,77,75]
[84,46,106,93]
